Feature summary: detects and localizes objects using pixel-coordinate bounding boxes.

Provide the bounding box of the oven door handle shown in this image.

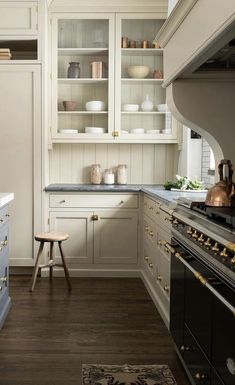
[173,250,235,316]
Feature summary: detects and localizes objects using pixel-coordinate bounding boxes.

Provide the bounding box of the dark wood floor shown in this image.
[0,276,190,385]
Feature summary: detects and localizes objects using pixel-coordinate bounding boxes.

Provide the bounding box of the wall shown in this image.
[49,143,178,184]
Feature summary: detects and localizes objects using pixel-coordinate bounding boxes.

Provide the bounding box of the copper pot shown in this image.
[205,159,235,207]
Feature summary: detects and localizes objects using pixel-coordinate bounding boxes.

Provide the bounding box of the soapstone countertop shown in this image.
[0,193,14,209]
[45,184,207,206]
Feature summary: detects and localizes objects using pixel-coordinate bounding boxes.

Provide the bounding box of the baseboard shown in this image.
[0,297,11,330]
[140,270,169,329]
[41,267,141,278]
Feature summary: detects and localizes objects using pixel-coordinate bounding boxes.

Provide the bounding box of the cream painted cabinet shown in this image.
[0,1,38,35]
[49,211,93,264]
[48,193,139,269]
[94,211,138,264]
[0,65,42,266]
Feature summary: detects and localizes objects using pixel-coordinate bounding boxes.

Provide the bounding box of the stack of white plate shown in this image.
[130,128,145,134]
[145,129,160,134]
[85,101,105,111]
[59,129,78,134]
[85,127,105,134]
[122,104,139,112]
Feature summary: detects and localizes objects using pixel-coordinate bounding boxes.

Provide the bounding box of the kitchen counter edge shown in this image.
[0,193,14,209]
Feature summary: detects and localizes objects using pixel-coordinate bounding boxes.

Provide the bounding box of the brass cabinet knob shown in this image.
[149,206,154,210]
[192,230,199,239]
[149,262,153,268]
[204,237,212,248]
[195,373,207,380]
[220,247,228,258]
[212,242,220,253]
[144,256,149,261]
[0,277,7,283]
[92,214,99,221]
[164,285,170,292]
[157,275,163,281]
[156,211,160,215]
[5,213,10,217]
[187,227,193,235]
[198,234,205,243]
[149,231,154,237]
[145,225,149,232]
[59,200,66,204]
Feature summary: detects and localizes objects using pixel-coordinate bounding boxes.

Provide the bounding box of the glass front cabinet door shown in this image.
[50,13,115,142]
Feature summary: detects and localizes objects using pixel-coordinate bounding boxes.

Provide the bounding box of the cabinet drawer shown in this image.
[143,216,157,245]
[0,2,38,35]
[0,206,10,230]
[50,194,139,209]
[143,195,161,220]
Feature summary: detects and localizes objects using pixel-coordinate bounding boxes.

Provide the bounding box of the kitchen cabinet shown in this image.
[48,193,139,269]
[49,10,180,144]
[142,193,173,328]
[0,1,38,35]
[0,65,42,267]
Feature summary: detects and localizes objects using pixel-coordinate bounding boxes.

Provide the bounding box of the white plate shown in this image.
[59,129,78,134]
[171,188,208,193]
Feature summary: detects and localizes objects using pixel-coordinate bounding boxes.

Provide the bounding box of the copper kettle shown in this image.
[205,159,235,207]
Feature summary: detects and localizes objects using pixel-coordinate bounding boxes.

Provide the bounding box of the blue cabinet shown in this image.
[0,204,11,329]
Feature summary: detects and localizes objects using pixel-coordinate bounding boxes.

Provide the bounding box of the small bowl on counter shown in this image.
[85,127,105,134]
[130,128,145,134]
[122,104,139,112]
[126,65,150,79]
[85,100,106,111]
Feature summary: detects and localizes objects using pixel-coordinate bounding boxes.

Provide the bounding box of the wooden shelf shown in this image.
[58,78,108,84]
[58,48,108,56]
[58,111,108,115]
[121,48,163,56]
[121,111,166,115]
[121,78,164,85]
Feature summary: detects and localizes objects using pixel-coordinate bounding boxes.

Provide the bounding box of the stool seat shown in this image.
[35,232,69,242]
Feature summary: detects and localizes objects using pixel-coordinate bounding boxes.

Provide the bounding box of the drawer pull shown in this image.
[149,231,154,237]
[0,286,2,291]
[145,226,149,232]
[149,262,153,268]
[194,373,208,381]
[156,211,160,215]
[164,285,170,292]
[164,217,173,223]
[0,277,7,283]
[5,213,10,217]
[119,200,124,205]
[59,200,66,204]
[92,214,99,221]
[157,275,163,281]
[0,219,3,222]
[149,206,154,210]
[144,255,149,261]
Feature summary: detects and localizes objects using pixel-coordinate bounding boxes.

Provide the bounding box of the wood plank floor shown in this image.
[0,276,190,385]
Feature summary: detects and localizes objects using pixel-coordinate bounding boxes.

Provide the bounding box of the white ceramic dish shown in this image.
[85,100,105,111]
[122,104,139,112]
[59,129,78,134]
[121,130,129,134]
[130,128,145,134]
[157,104,168,112]
[126,65,150,79]
[85,126,105,134]
[171,188,208,193]
[145,129,160,134]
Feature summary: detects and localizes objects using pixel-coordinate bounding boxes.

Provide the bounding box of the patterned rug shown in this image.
[82,364,177,385]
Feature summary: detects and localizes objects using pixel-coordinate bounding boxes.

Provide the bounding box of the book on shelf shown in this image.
[0,48,10,53]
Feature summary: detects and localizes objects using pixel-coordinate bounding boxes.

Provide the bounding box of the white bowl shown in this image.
[85,101,105,111]
[85,126,105,134]
[121,130,129,134]
[145,129,160,134]
[130,128,145,134]
[59,129,78,134]
[122,104,139,112]
[126,65,150,79]
[157,104,169,112]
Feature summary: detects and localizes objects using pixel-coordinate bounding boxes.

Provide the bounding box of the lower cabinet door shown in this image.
[49,211,93,265]
[94,211,138,264]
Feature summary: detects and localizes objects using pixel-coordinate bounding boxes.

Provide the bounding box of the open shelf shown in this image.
[121,78,164,84]
[121,48,163,56]
[58,48,108,56]
[58,78,108,84]
[0,39,37,61]
[58,111,108,115]
[121,111,167,115]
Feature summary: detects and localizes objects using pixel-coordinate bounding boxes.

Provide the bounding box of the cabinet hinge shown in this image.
[48,218,50,225]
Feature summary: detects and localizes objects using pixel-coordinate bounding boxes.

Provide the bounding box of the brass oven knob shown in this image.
[144,256,149,261]
[192,230,199,239]
[204,237,212,248]
[220,247,228,258]
[187,227,193,235]
[173,219,179,225]
[212,242,220,253]
[198,234,205,243]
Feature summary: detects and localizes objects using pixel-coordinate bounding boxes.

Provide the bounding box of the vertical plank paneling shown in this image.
[154,144,166,184]
[107,144,120,171]
[130,144,143,183]
[50,146,60,183]
[119,144,131,183]
[71,144,84,183]
[142,144,155,184]
[95,144,108,170]
[165,145,175,181]
[59,144,72,182]
[83,144,96,183]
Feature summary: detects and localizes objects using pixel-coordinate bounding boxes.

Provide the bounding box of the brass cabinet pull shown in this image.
[144,256,149,261]
[149,206,154,210]
[164,285,170,292]
[149,231,154,237]
[5,213,10,217]
[92,214,99,221]
[157,275,163,281]
[149,262,153,268]
[145,225,149,232]
[59,200,66,204]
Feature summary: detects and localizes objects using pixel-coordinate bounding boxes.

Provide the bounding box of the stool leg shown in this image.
[49,242,54,283]
[30,241,44,292]
[58,241,71,291]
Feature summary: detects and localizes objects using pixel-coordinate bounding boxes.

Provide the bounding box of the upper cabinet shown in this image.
[49,11,180,144]
[51,13,115,142]
[0,1,38,35]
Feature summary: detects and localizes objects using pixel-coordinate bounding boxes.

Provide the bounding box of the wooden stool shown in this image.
[30,232,71,292]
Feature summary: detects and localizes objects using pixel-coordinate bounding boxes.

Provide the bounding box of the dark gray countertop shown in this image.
[45,184,207,205]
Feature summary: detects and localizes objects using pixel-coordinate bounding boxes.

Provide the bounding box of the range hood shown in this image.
[155,0,235,165]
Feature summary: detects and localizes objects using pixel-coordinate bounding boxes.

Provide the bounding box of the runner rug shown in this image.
[82,364,177,385]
